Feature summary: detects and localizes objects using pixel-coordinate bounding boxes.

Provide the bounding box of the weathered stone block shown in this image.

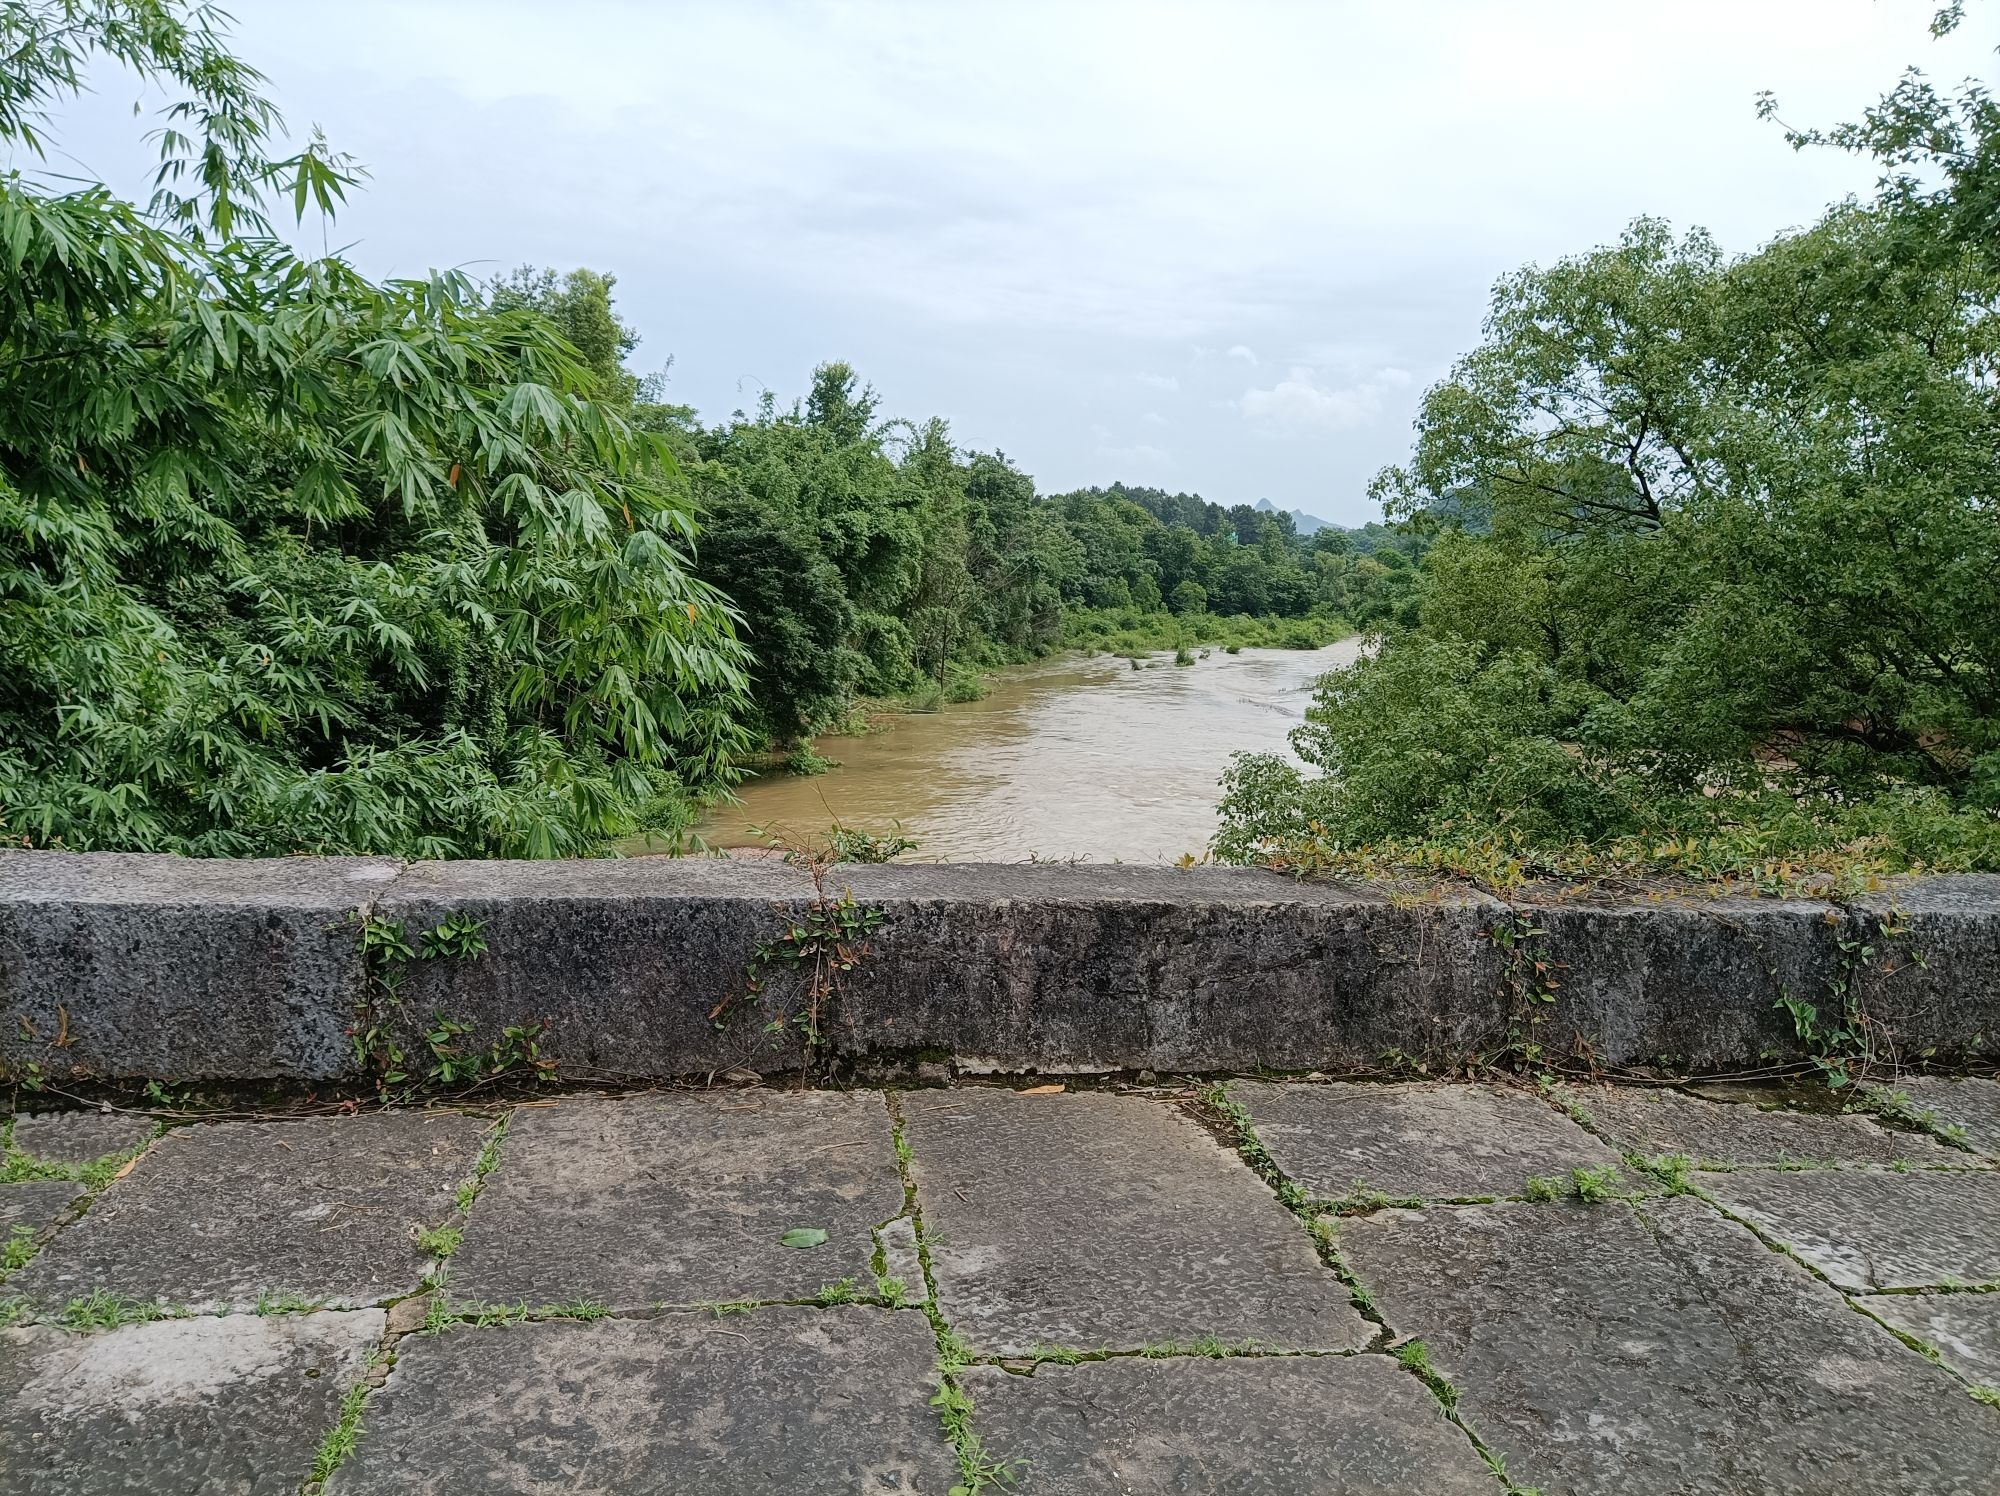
[834,865,1509,1073]
[1518,893,1844,1070]
[0,851,396,1081]
[374,859,817,1079]
[1883,1074,2000,1157]
[1569,1083,1961,1168]
[9,1112,156,1165]
[1707,1168,2000,1291]
[9,1112,488,1313]
[1861,1292,2000,1388]
[0,1309,382,1496]
[902,1087,1368,1355]
[1341,1198,2000,1494]
[960,1355,1497,1494]
[1844,877,2000,1061]
[446,1091,904,1311]
[1232,1079,1623,1201]
[329,1308,956,1494]
[0,1181,82,1245]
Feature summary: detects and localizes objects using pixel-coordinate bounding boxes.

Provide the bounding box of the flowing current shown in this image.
[683,637,1363,864]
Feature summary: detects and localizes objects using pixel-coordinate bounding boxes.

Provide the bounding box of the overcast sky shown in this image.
[37,1,1997,524]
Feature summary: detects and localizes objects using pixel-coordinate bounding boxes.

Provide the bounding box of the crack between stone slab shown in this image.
[883,1089,1018,1492]
[1183,1081,1535,1494]
[0,1117,167,1311]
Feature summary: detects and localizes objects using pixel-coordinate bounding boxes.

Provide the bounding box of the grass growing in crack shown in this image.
[876,1274,909,1308]
[414,1225,462,1259]
[1192,1084,1310,1211]
[58,1289,176,1331]
[1972,1385,2000,1408]
[1479,1447,1548,1496]
[930,1380,1018,1495]
[886,1096,1017,1494]
[2,1224,38,1272]
[429,1297,610,1331]
[0,1116,155,1191]
[254,1290,324,1316]
[815,1278,865,1306]
[0,1296,29,1327]
[305,1358,378,1493]
[1536,1073,1595,1129]
[1523,1165,1640,1204]
[1633,1154,1696,1196]
[1137,1336,1266,1359]
[1192,1084,1385,1326]
[1570,1165,1630,1203]
[1394,1339,1458,1413]
[1025,1344,1087,1366]
[454,1115,509,1215]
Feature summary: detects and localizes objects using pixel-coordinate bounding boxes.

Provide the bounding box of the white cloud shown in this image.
[136,0,1990,519]
[1097,442,1172,469]
[1239,366,1407,430]
[1140,411,1169,426]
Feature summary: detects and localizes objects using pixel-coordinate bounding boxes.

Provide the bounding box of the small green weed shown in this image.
[305,1364,375,1491]
[420,914,488,961]
[1637,1154,1696,1195]
[455,1116,509,1214]
[1396,1338,1459,1413]
[435,1297,608,1329]
[815,1278,864,1306]
[58,1289,172,1331]
[415,1225,462,1259]
[1027,1344,1086,1365]
[1570,1165,1628,1203]
[931,1378,1017,1495]
[1193,1085,1309,1211]
[253,1290,323,1316]
[1523,1175,1564,1203]
[2,1224,38,1272]
[1138,1336,1263,1358]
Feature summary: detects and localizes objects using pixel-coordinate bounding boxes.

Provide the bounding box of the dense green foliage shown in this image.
[665,388,1421,748]
[469,309,1415,748]
[0,1,1405,857]
[0,1,749,857]
[1218,13,2000,881]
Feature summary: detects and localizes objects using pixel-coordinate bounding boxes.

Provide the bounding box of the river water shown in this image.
[688,637,1361,864]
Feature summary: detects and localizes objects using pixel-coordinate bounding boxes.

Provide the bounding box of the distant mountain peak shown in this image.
[1254,497,1333,536]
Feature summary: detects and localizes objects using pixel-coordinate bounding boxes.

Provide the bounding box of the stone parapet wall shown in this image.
[2,853,1994,1082]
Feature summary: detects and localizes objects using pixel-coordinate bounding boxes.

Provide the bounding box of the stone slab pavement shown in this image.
[0,1076,1995,1494]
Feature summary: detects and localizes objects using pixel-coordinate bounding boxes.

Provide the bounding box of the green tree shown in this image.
[0,0,750,858]
[1218,14,2000,874]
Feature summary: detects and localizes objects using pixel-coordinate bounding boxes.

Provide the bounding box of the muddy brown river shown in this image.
[678,637,1362,864]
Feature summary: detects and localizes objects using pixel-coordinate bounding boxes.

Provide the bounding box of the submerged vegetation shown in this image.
[1217,9,2000,885]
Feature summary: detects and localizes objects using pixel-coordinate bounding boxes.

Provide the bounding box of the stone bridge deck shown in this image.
[2,1075,1998,1494]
